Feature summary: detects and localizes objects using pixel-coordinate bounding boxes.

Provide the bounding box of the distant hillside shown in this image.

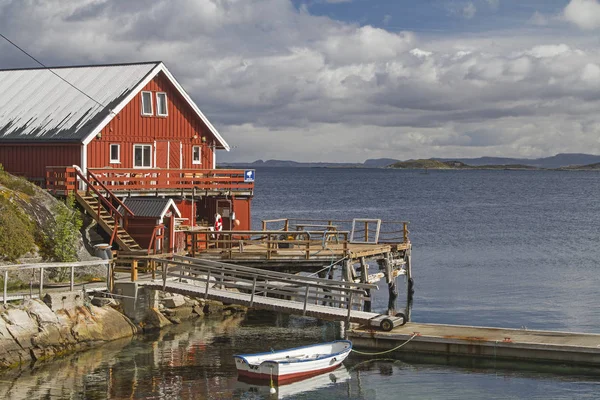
[561,162,600,170]
[390,159,452,169]
[434,153,600,169]
[363,158,400,168]
[219,153,600,169]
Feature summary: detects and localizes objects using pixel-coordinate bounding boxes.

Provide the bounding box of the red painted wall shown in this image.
[232,198,252,231]
[126,217,158,250]
[0,143,81,183]
[87,71,216,169]
[174,199,195,227]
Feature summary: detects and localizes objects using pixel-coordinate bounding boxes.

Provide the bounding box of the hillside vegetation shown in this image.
[389,159,452,169]
[0,166,83,263]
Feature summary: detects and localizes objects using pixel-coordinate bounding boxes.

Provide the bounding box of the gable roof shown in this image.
[119,197,181,219]
[0,61,229,150]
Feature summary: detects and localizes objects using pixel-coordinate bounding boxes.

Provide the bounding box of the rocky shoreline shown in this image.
[0,290,245,371]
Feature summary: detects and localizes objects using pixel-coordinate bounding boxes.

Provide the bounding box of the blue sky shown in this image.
[294,0,564,32]
[2,0,600,162]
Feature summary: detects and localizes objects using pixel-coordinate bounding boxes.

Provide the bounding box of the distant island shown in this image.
[219,153,600,170]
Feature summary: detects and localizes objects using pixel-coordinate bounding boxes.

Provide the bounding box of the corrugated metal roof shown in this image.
[0,62,159,141]
[121,197,180,218]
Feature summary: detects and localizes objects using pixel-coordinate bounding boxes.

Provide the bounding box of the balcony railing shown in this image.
[46,166,254,195]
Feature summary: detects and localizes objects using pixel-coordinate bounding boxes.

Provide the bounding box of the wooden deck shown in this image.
[200,242,407,261]
[45,166,254,196]
[349,322,600,366]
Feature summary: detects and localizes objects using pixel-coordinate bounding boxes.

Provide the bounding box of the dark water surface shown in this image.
[3,168,600,399]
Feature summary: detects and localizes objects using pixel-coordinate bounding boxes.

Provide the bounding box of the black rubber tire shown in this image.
[380,318,394,332]
[395,312,407,326]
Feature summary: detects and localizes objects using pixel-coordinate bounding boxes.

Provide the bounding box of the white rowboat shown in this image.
[233,340,352,384]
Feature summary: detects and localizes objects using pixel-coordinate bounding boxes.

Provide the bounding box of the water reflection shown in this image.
[0,337,132,399]
[235,365,351,399]
[2,312,600,399]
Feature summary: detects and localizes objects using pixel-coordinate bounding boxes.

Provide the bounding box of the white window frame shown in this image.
[133,144,153,168]
[109,144,120,163]
[156,92,168,117]
[141,91,153,116]
[192,145,201,165]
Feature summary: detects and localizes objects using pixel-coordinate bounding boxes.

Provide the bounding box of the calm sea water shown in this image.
[3,168,600,399]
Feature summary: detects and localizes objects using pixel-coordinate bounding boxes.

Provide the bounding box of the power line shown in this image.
[0,32,107,109]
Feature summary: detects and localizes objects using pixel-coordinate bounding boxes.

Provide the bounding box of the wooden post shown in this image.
[364,221,369,242]
[403,222,409,243]
[346,292,354,326]
[204,269,211,299]
[108,261,113,292]
[3,270,7,305]
[162,261,167,291]
[383,252,397,315]
[131,259,138,282]
[302,285,310,316]
[305,233,310,260]
[284,219,289,231]
[151,260,156,280]
[250,275,257,307]
[262,221,266,231]
[39,268,44,298]
[406,246,413,322]
[70,266,75,291]
[359,257,371,312]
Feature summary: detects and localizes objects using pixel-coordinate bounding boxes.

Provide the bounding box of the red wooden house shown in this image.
[0,61,253,253]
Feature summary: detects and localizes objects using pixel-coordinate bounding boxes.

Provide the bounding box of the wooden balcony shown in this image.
[46,166,254,197]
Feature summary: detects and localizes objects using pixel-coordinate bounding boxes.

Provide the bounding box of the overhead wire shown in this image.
[0,32,108,109]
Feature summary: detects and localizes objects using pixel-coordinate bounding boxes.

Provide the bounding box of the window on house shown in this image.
[192,146,201,164]
[110,144,120,163]
[141,91,153,115]
[156,92,168,116]
[134,144,152,168]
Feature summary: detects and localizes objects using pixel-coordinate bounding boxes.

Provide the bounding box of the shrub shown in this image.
[0,164,36,196]
[41,193,83,263]
[0,196,36,261]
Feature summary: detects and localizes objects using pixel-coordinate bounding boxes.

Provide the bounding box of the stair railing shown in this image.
[72,167,134,246]
[148,224,165,255]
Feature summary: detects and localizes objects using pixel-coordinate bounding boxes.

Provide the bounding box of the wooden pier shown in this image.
[348,323,600,366]
[139,255,385,325]
[181,218,413,315]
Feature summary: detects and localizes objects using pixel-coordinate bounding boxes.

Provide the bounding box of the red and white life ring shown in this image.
[214,213,223,232]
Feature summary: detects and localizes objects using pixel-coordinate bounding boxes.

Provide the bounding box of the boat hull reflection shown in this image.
[236,364,350,399]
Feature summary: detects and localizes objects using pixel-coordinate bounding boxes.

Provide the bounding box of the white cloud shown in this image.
[528,11,549,26]
[463,2,477,19]
[486,0,500,11]
[2,0,600,162]
[525,44,572,58]
[564,0,600,30]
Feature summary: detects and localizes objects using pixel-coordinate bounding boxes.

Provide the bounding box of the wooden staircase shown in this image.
[75,191,143,252]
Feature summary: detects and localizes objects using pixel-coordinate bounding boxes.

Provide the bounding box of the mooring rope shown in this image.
[350,333,419,356]
[307,256,349,277]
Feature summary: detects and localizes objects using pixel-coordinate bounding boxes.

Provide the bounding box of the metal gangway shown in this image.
[140,255,381,325]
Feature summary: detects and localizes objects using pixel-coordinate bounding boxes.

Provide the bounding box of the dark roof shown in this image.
[0,62,160,141]
[121,198,178,218]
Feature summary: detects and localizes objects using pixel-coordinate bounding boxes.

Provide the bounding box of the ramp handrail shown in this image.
[150,255,377,315]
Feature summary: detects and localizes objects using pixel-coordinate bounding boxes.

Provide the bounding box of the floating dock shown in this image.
[348,322,600,366]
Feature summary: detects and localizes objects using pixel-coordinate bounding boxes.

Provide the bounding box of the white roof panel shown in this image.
[0,62,159,141]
